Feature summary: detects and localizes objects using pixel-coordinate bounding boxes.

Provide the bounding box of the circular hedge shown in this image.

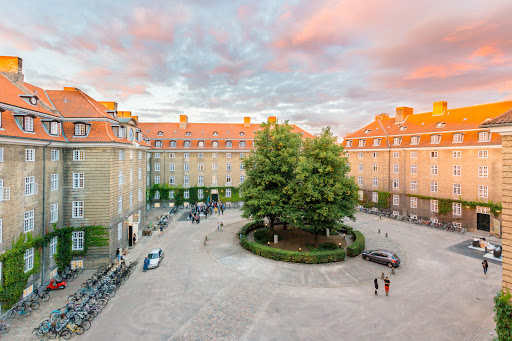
[238,221,345,264]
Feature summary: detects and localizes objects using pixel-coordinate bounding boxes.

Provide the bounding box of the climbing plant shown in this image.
[494,289,512,340]
[360,190,391,210]
[148,184,241,204]
[406,194,502,216]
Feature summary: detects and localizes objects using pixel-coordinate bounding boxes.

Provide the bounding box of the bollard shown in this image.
[274,234,278,244]
[381,272,385,279]
[326,228,330,237]
[391,268,395,275]
[385,232,388,238]
[378,229,381,234]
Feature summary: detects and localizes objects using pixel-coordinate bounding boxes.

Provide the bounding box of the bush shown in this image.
[334,222,353,235]
[494,289,512,340]
[306,242,339,252]
[253,228,282,244]
[346,230,365,257]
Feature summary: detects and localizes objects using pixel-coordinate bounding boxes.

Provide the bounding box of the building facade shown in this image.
[343,100,512,235]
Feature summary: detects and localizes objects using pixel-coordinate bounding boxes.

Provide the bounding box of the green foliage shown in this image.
[149,184,241,204]
[360,191,391,210]
[289,127,358,246]
[347,230,366,257]
[240,120,303,230]
[306,242,339,252]
[253,228,282,244]
[406,194,502,216]
[335,222,353,235]
[494,289,512,341]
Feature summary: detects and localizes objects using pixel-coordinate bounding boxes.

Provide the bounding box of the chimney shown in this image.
[244,117,251,127]
[118,111,132,118]
[99,101,118,111]
[395,107,413,123]
[268,116,277,123]
[179,115,188,129]
[375,113,389,121]
[433,101,447,116]
[0,56,24,82]
[63,87,80,91]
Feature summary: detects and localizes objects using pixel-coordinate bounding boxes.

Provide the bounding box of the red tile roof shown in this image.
[0,111,66,142]
[481,108,512,126]
[46,89,118,120]
[61,121,131,144]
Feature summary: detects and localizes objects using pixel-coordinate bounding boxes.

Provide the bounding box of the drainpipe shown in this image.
[377,119,391,210]
[41,141,52,286]
[403,147,406,217]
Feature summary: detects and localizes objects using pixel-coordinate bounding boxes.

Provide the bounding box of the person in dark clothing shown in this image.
[116,248,121,261]
[482,259,489,275]
[384,277,390,296]
[133,233,137,245]
[374,278,379,295]
[143,256,149,272]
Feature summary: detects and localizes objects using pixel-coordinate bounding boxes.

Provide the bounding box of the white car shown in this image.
[147,248,164,269]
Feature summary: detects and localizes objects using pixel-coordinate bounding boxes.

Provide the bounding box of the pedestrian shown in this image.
[197,215,200,224]
[133,233,137,245]
[160,224,163,236]
[215,207,218,215]
[217,222,220,231]
[220,221,224,231]
[384,277,390,296]
[116,248,121,261]
[143,256,149,272]
[482,259,489,275]
[205,210,208,219]
[374,278,379,295]
[121,254,126,264]
[191,213,195,224]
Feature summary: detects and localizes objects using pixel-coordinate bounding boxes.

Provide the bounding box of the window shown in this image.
[240,163,245,170]
[226,188,232,198]
[358,139,366,147]
[478,185,488,198]
[393,195,399,206]
[212,153,217,158]
[410,197,417,208]
[155,176,160,184]
[240,175,245,184]
[184,163,189,171]
[410,151,417,158]
[226,141,232,148]
[431,165,438,175]
[393,164,399,173]
[453,183,461,195]
[119,171,124,185]
[212,175,217,184]
[226,175,232,183]
[170,141,177,148]
[239,141,246,148]
[393,152,399,158]
[26,149,35,162]
[436,122,445,128]
[212,163,217,171]
[373,139,381,146]
[0,148,3,162]
[118,195,123,213]
[478,166,488,177]
[185,131,191,136]
[358,152,363,158]
[139,151,143,159]
[129,191,133,206]
[393,137,402,145]
[119,150,125,160]
[198,175,204,185]
[50,236,57,258]
[25,176,37,196]
[478,150,488,158]
[373,164,378,172]
[213,131,219,136]
[453,151,461,158]
[119,127,126,138]
[358,190,364,201]
[430,151,438,158]
[130,169,133,183]
[430,181,438,193]
[198,189,204,199]
[51,149,59,161]
[169,190,174,199]
[24,210,34,232]
[346,140,353,147]
[411,136,420,145]
[430,135,441,144]
[184,153,189,158]
[155,163,160,171]
[198,163,204,171]
[373,177,378,187]
[155,152,160,159]
[411,164,417,174]
[184,190,190,199]
[198,141,205,148]
[51,174,59,191]
[478,131,490,142]
[225,153,232,159]
[138,168,142,179]
[75,123,86,136]
[358,163,363,172]
[154,191,160,199]
[410,180,417,191]
[73,150,85,161]
[453,203,461,216]
[198,153,204,158]
[184,176,189,185]
[24,116,34,132]
[24,248,34,272]
[168,163,175,172]
[130,150,133,160]
[430,200,438,212]
[169,152,175,158]
[72,231,84,250]
[155,141,162,148]
[73,201,84,218]
[240,153,245,158]
[118,223,122,240]
[358,176,363,186]
[184,141,191,148]
[138,188,143,201]
[212,141,219,148]
[169,176,175,184]
[453,133,463,143]
[372,152,378,158]
[453,165,461,176]
[372,192,378,202]
[392,179,399,189]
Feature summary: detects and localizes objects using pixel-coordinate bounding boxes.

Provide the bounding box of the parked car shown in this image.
[361,250,400,268]
[147,248,164,269]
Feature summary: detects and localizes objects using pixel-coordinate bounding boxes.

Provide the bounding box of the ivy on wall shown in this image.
[149,184,241,205]
[0,225,108,311]
[406,194,502,216]
[359,190,391,210]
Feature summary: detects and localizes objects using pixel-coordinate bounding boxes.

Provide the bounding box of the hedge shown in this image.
[239,222,345,264]
[346,230,365,257]
[494,289,512,340]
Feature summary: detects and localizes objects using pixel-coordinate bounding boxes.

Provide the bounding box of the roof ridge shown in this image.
[79,91,118,121]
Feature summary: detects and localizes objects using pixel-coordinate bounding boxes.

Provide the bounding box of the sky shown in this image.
[1,0,512,139]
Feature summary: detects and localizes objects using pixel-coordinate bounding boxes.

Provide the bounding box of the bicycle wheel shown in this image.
[75,325,85,335]
[7,309,16,319]
[23,308,32,317]
[47,329,58,339]
[42,291,51,302]
[76,268,84,274]
[81,320,91,331]
[1,324,10,334]
[60,329,72,340]
[30,301,40,310]
[72,272,78,280]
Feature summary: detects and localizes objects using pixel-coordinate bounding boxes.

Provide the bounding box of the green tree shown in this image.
[240,120,302,236]
[289,127,358,247]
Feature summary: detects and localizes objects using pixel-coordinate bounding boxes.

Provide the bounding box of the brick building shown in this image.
[0,56,149,295]
[342,100,512,234]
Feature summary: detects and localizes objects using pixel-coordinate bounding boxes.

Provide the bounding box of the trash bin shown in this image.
[473,239,480,247]
[494,246,502,258]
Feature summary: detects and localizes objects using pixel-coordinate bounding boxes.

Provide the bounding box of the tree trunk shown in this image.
[315,229,319,248]
[270,216,275,237]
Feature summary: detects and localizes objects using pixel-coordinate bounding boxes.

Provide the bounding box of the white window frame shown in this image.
[184,190,190,199]
[73,173,84,189]
[51,149,59,161]
[155,152,161,159]
[184,153,190,158]
[184,163,189,171]
[240,175,245,184]
[25,176,37,196]
[198,189,204,199]
[410,151,417,158]
[358,152,363,158]
[453,165,461,176]
[411,136,420,145]
[453,183,461,195]
[410,180,417,191]
[372,192,378,203]
[453,203,462,216]
[430,199,438,212]
[198,175,204,185]
[226,175,232,184]
[372,152,378,158]
[478,150,488,158]
[75,123,86,136]
[393,164,399,173]
[411,164,417,174]
[410,197,417,208]
[129,191,133,206]
[358,140,366,147]
[118,195,123,213]
[169,176,175,184]
[24,248,34,272]
[393,195,399,206]
[373,139,381,146]
[72,201,84,218]
[50,203,58,223]
[373,164,378,172]
[138,188,142,201]
[478,166,488,177]
[393,137,402,146]
[478,185,488,198]
[226,163,232,171]
[51,174,59,191]
[358,163,363,172]
[26,149,35,162]
[358,176,363,186]
[138,167,142,179]
[118,223,122,241]
[50,236,57,258]
[431,165,438,176]
[372,177,378,187]
[154,176,160,184]
[198,163,204,171]
[430,181,438,193]
[478,131,490,142]
[73,150,85,161]
[452,133,463,143]
[226,188,232,197]
[453,151,461,158]
[155,163,160,172]
[72,231,84,251]
[184,176,189,185]
[392,179,399,189]
[169,163,175,172]
[430,135,441,144]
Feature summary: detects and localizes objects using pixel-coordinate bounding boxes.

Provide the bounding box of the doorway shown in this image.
[477,213,490,232]
[212,193,219,202]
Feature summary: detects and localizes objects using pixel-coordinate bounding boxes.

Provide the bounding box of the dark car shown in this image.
[361,250,400,268]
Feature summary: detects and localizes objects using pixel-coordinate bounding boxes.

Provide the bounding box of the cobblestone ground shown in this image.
[9,209,499,340]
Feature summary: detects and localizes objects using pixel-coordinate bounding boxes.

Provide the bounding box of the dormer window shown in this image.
[157,131,164,136]
[399,126,407,131]
[74,123,86,136]
[155,140,162,148]
[170,140,177,148]
[346,140,353,147]
[212,141,219,148]
[198,141,205,148]
[452,133,463,143]
[20,95,38,106]
[436,122,446,128]
[119,127,126,138]
[430,134,441,144]
[185,131,191,136]
[393,137,402,145]
[411,136,420,145]
[478,131,490,142]
[363,129,371,134]
[226,141,232,148]
[136,131,141,141]
[24,116,34,132]
[239,132,245,136]
[373,138,381,146]
[358,139,366,147]
[239,141,246,148]
[50,121,60,135]
[184,140,191,148]
[213,131,218,136]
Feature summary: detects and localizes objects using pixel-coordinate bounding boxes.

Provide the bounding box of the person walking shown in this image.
[143,256,149,272]
[220,221,224,231]
[116,248,121,261]
[191,213,195,224]
[482,259,489,275]
[384,277,390,296]
[160,224,164,236]
[132,233,137,245]
[217,222,220,231]
[374,278,379,296]
[215,207,218,215]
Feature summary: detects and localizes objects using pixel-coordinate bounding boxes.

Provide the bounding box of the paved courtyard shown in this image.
[8,209,501,340]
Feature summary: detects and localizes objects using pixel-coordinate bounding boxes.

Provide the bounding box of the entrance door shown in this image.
[212,193,219,202]
[477,213,490,232]
[128,225,133,246]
